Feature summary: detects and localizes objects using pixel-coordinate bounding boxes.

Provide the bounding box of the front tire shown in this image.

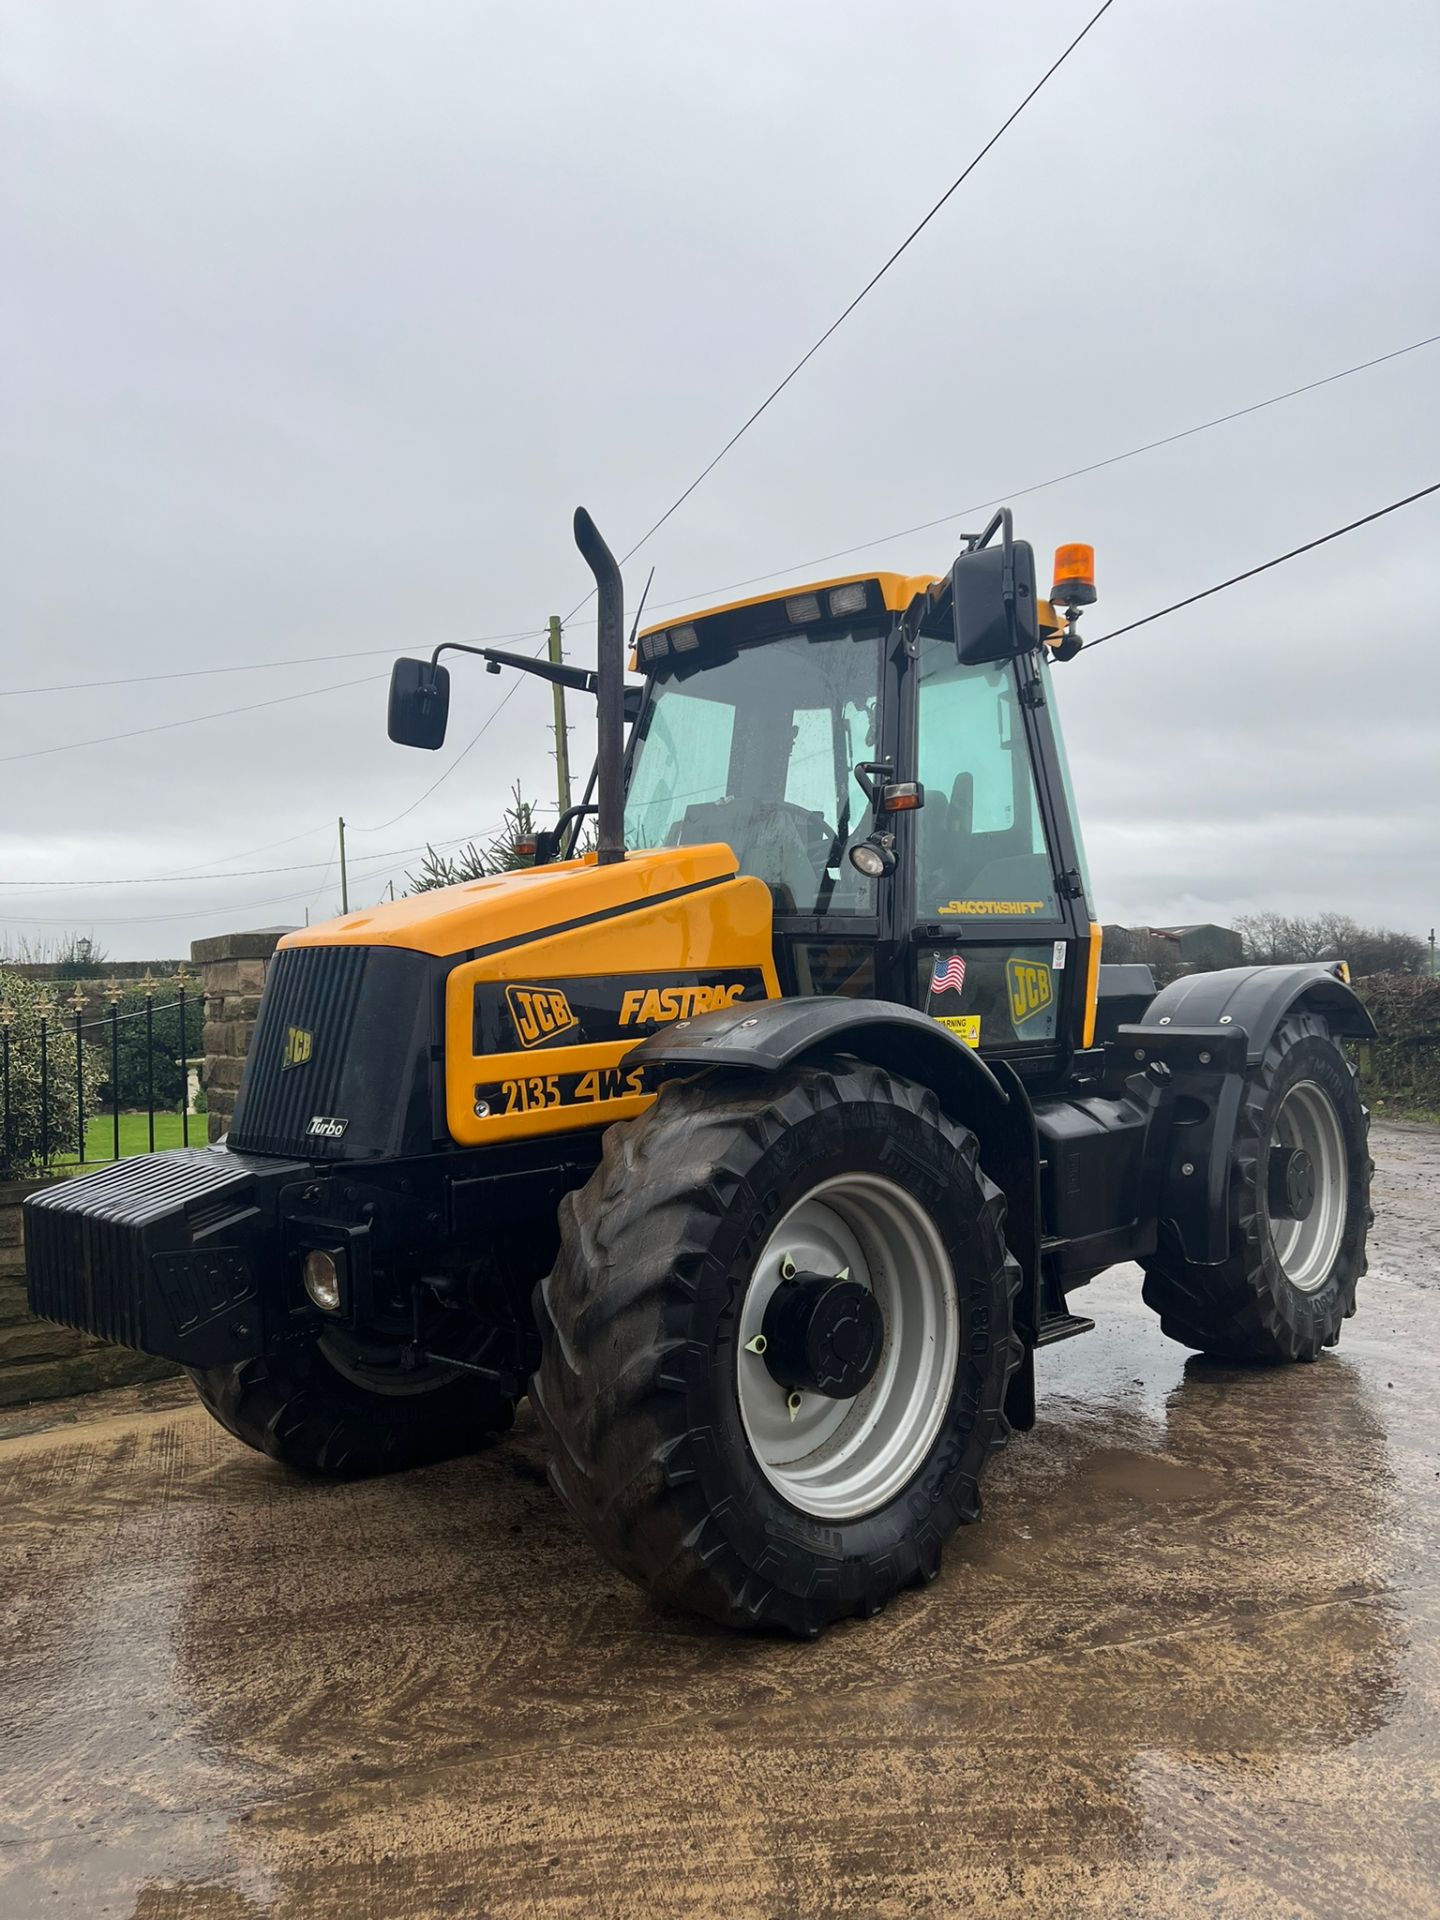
[188,1327,518,1478]
[531,1061,1021,1636]
[1142,1009,1372,1362]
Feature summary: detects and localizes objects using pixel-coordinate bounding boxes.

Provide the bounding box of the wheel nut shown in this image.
[786,1390,803,1421]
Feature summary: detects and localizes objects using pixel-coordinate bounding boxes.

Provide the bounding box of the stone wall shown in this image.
[191,928,293,1142]
[0,1177,177,1408]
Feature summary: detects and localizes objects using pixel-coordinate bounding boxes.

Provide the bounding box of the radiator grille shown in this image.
[228,946,371,1159]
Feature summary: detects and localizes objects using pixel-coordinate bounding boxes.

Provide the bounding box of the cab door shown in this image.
[904,636,1098,1085]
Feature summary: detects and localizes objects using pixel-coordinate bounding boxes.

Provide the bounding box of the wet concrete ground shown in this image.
[2,1123,1438,1919]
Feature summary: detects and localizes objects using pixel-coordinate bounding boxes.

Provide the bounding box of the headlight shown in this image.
[303,1248,344,1314]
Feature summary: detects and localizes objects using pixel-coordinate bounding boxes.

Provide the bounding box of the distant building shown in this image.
[1148,924,1244,970]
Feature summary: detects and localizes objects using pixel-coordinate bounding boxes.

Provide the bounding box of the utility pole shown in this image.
[1430,926,1436,977]
[547,614,573,816]
[338,816,349,914]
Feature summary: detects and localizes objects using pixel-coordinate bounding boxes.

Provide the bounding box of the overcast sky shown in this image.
[2,0,1438,961]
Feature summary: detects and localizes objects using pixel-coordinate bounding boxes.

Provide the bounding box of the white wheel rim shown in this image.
[735,1172,958,1521]
[1268,1080,1348,1293]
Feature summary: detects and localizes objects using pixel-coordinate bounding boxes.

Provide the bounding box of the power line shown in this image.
[0,834,471,889]
[0,827,507,896]
[0,831,510,927]
[0,672,388,765]
[164,819,338,875]
[1082,481,1440,651]
[635,328,1440,618]
[615,0,1118,569]
[351,644,551,833]
[560,0,1117,624]
[0,627,547,700]
[9,318,1432,782]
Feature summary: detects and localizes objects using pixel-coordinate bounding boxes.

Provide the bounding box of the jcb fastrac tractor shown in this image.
[27,509,1375,1636]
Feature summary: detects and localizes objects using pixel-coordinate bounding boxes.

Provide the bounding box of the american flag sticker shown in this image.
[929,954,967,998]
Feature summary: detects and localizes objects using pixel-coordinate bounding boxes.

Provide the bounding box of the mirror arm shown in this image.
[428,641,600,697]
[966,506,1013,554]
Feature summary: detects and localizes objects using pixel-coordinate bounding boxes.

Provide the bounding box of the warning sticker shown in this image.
[933,1014,982,1048]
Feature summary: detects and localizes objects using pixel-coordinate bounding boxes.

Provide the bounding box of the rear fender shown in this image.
[1119,964,1373,1268]
[1140,962,1376,1064]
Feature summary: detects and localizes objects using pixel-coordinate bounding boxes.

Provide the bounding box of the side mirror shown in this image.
[952,535,1040,666]
[387,658,451,750]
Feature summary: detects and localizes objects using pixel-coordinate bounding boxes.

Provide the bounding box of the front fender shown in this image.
[1140,963,1376,1065]
[623,995,1008,1113]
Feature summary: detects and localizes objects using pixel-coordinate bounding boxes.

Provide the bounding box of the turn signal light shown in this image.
[1052,543,1097,607]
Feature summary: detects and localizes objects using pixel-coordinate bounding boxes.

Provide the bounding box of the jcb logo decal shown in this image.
[506,983,579,1049]
[281,1026,314,1071]
[619,982,750,1026]
[1006,959,1053,1029]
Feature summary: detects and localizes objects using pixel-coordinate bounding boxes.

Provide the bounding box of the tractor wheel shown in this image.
[531,1060,1021,1636]
[1142,1009,1372,1363]
[187,1324,518,1478]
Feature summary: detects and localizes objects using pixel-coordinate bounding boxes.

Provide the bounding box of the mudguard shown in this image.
[1127,962,1375,1267]
[623,994,1009,1114]
[1140,962,1376,1062]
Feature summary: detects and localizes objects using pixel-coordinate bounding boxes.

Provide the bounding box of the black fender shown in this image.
[1129,964,1375,1268]
[623,994,1009,1114]
[1140,962,1376,1062]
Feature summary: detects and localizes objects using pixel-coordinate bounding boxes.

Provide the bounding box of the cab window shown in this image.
[624,628,883,915]
[915,642,1058,921]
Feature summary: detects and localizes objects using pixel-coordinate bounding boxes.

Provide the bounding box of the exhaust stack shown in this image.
[572,507,625,868]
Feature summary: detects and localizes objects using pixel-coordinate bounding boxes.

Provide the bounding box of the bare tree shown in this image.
[1235,912,1425,975]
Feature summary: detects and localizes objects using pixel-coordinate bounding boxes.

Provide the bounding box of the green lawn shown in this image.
[58,1111,208,1165]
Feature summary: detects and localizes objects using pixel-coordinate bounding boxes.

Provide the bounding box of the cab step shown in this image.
[1035,1311,1096,1347]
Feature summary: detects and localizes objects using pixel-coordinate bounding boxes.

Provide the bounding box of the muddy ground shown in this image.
[1,1122,1437,1919]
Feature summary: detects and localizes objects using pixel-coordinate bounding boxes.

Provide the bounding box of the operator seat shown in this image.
[675,796,828,913]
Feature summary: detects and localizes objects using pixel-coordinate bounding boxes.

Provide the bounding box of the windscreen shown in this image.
[624,627,884,915]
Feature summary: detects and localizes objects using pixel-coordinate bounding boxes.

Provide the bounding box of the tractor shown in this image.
[25,508,1375,1636]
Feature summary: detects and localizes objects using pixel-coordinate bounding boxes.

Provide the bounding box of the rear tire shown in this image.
[188,1331,518,1478]
[1141,1009,1372,1362]
[531,1060,1021,1636]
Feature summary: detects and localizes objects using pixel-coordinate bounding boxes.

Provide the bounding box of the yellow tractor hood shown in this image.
[282,843,746,962]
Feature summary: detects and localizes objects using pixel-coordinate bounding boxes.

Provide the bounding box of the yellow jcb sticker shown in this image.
[1006,958,1054,1029]
[506,983,579,1049]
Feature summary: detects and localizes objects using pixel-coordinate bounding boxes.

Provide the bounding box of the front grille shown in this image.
[229,945,371,1159]
[227,944,438,1163]
[25,1150,257,1350]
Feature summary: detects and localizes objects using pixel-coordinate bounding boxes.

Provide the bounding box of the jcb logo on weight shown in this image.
[506,984,579,1049]
[1006,959,1053,1030]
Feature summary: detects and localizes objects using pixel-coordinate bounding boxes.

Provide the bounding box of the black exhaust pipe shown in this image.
[573,507,625,868]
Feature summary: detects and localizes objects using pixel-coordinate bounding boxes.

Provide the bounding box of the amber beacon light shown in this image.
[1051,543,1097,608]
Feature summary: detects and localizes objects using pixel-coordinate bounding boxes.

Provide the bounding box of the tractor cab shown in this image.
[626,515,1101,1088]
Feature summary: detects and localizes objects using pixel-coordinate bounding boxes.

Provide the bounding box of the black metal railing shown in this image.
[0,968,206,1178]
